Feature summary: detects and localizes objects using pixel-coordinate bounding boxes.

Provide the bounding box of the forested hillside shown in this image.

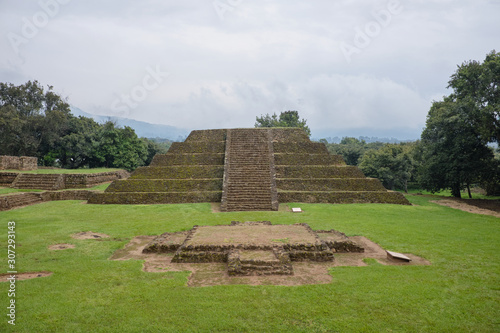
[0,81,169,171]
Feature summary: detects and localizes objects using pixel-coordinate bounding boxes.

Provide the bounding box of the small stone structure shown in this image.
[143,221,364,276]
[0,156,37,171]
[0,190,98,211]
[90,128,410,209]
[8,171,129,190]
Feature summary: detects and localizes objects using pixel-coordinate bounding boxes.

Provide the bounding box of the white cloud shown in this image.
[0,0,498,139]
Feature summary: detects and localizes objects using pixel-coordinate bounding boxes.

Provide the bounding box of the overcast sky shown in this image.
[1,0,498,139]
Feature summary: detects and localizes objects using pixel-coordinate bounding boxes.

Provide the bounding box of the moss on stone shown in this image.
[274,153,345,166]
[276,178,387,192]
[88,191,222,204]
[130,166,224,180]
[150,154,225,166]
[277,191,410,205]
[106,179,223,193]
[273,142,328,154]
[275,165,366,179]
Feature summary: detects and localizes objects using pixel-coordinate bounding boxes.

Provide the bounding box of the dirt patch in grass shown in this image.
[71,231,110,240]
[431,199,500,218]
[0,271,53,282]
[111,234,430,287]
[48,243,75,250]
[211,203,221,212]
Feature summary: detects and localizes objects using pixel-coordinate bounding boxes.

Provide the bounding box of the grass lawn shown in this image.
[1,168,123,174]
[406,188,500,200]
[0,196,498,332]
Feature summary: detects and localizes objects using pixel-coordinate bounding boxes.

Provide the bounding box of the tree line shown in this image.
[0,81,169,171]
[256,51,499,198]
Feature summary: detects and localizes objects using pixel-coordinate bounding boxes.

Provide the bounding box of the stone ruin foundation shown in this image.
[111,221,431,286]
[143,221,364,276]
[0,155,37,170]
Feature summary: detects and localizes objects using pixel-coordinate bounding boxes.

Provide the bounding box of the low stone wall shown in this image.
[276,178,387,192]
[0,190,97,211]
[63,171,129,189]
[274,153,346,166]
[0,156,37,170]
[130,166,224,180]
[270,128,310,142]
[106,179,223,193]
[185,129,227,141]
[150,153,225,166]
[39,190,97,201]
[88,191,222,204]
[275,165,366,179]
[273,142,328,154]
[168,142,226,154]
[0,173,18,186]
[278,191,411,205]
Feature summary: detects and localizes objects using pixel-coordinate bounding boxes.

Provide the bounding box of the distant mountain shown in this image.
[312,127,422,143]
[70,106,189,141]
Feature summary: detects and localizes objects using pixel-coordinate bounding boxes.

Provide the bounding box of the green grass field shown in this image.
[0,196,498,332]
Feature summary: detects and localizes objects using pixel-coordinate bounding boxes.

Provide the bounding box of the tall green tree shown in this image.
[0,81,72,158]
[93,122,148,171]
[324,137,385,166]
[57,116,100,169]
[359,143,416,192]
[0,80,164,171]
[418,98,496,198]
[255,110,311,136]
[448,50,499,143]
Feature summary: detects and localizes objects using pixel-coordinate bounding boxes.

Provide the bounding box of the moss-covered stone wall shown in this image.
[278,191,410,205]
[0,172,17,186]
[274,153,346,166]
[273,142,328,154]
[89,191,222,204]
[150,153,225,166]
[64,171,129,188]
[185,129,227,142]
[106,179,223,192]
[129,166,225,180]
[0,156,37,170]
[276,178,387,192]
[275,165,366,179]
[168,142,226,154]
[269,128,310,142]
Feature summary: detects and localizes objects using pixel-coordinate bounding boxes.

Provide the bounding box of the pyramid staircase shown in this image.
[89,128,409,208]
[220,129,278,212]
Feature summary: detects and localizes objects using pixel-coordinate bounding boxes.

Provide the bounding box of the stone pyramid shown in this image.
[88,128,410,210]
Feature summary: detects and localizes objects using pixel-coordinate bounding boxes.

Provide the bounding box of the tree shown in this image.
[418,98,496,198]
[359,143,416,192]
[93,122,148,171]
[57,116,100,169]
[0,80,167,171]
[0,81,72,158]
[324,137,385,166]
[255,110,311,136]
[448,50,499,143]
[418,52,499,198]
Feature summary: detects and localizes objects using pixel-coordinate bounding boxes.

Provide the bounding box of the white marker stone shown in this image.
[386,250,411,262]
